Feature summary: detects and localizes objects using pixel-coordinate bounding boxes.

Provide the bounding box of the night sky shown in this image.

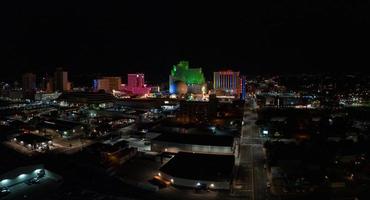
[1,1,369,83]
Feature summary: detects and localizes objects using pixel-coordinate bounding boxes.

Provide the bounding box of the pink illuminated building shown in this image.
[120,73,151,96]
[128,74,145,87]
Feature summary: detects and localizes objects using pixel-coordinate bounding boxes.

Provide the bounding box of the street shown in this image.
[236,98,270,200]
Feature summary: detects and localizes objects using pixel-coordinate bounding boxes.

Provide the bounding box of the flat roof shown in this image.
[15,134,50,144]
[152,134,234,147]
[38,120,82,131]
[90,140,129,153]
[160,152,234,182]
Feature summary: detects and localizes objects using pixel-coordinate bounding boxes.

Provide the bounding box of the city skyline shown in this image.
[1,2,370,200]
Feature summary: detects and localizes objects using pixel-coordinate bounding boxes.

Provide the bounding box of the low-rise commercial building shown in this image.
[159,152,235,190]
[151,134,235,155]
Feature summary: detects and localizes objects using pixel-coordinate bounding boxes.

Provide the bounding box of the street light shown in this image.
[18,174,27,179]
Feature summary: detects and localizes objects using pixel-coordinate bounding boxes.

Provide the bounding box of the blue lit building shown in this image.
[240,75,247,100]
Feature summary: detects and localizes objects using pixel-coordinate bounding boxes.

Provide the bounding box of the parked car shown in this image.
[150,175,171,188]
[195,183,208,193]
[26,177,40,185]
[36,169,45,178]
[0,187,10,197]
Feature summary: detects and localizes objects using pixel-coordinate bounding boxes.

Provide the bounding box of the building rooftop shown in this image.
[160,152,234,182]
[38,119,83,131]
[91,139,129,153]
[152,134,234,147]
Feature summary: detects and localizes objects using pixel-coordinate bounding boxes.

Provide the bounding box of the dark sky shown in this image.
[0,1,369,83]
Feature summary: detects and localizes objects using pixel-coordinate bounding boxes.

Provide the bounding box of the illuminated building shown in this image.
[120,73,151,96]
[22,73,36,92]
[47,80,53,92]
[240,75,247,100]
[40,74,54,92]
[104,76,121,93]
[128,73,144,87]
[150,85,160,93]
[35,91,61,101]
[169,61,206,94]
[213,71,241,96]
[93,76,121,93]
[93,78,110,92]
[54,68,71,92]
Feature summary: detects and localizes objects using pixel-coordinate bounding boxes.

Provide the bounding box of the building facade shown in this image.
[120,73,151,96]
[213,71,241,96]
[104,76,121,93]
[93,78,110,92]
[54,68,70,92]
[128,73,145,87]
[93,76,121,93]
[22,73,36,92]
[240,75,247,100]
[169,61,206,95]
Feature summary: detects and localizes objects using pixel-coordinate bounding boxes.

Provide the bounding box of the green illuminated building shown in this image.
[169,61,206,94]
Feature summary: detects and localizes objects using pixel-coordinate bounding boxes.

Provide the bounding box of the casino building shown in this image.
[119,73,151,96]
[169,61,207,95]
[213,70,246,99]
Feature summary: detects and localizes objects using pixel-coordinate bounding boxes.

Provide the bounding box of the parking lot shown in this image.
[2,135,94,156]
[1,170,62,200]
